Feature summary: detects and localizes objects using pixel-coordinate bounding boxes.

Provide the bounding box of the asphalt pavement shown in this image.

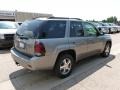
[0,33,120,90]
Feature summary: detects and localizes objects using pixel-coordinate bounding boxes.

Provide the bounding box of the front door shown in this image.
[82,22,103,56]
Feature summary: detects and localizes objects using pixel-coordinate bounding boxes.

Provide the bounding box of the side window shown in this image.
[83,22,97,36]
[70,21,84,37]
[40,20,66,38]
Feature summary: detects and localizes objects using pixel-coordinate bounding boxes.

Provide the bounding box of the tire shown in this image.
[109,30,111,34]
[117,30,119,33]
[54,54,74,78]
[109,29,111,34]
[101,42,111,57]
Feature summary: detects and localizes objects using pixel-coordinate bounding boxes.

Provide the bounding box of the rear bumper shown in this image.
[11,48,54,70]
[0,39,13,47]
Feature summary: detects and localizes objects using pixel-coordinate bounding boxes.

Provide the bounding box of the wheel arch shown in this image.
[106,40,112,47]
[53,49,76,69]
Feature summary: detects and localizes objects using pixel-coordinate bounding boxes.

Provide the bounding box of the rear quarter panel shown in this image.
[38,38,70,69]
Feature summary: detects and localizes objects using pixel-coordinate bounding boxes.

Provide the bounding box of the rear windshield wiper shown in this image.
[16,32,23,36]
[19,36,28,40]
[16,32,28,40]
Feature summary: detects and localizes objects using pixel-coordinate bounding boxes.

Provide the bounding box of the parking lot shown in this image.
[0,33,120,90]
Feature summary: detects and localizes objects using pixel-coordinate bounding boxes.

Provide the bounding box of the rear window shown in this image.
[17,20,66,39]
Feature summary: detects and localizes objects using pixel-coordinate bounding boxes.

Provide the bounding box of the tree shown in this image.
[102,19,107,22]
[107,16,117,23]
[102,16,118,23]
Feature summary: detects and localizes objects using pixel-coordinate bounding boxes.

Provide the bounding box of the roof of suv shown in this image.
[36,17,82,21]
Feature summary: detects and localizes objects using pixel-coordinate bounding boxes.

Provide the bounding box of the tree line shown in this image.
[102,16,120,25]
[89,16,120,25]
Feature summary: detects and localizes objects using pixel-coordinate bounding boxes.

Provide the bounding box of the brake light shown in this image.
[34,41,46,56]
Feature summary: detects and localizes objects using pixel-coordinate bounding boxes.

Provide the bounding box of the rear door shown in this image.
[69,21,88,61]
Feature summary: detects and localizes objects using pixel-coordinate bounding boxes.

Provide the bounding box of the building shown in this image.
[0,10,53,22]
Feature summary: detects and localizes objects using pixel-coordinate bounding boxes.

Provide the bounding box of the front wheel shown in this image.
[101,43,111,57]
[109,29,111,34]
[54,54,74,78]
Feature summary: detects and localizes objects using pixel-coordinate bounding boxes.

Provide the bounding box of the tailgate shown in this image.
[14,35,35,56]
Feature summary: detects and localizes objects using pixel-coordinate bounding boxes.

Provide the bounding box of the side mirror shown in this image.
[97,31,104,36]
[97,27,105,35]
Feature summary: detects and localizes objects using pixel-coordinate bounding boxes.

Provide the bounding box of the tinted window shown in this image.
[17,20,43,38]
[40,20,66,38]
[83,22,97,36]
[0,22,17,29]
[17,20,66,39]
[70,21,84,37]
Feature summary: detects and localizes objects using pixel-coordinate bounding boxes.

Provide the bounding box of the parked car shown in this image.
[0,21,19,48]
[101,23,117,33]
[11,17,112,78]
[108,23,120,33]
[89,22,109,34]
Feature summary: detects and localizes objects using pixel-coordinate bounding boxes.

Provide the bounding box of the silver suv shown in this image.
[11,17,112,78]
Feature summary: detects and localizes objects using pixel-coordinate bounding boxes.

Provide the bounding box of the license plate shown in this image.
[19,42,25,49]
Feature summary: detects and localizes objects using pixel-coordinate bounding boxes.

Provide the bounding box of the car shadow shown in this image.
[9,54,115,90]
[0,47,11,54]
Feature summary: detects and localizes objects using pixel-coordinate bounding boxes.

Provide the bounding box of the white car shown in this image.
[0,21,19,48]
[90,22,109,34]
[108,23,120,33]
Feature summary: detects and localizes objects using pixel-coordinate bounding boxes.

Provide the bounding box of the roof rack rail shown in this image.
[48,17,69,19]
[70,18,82,20]
[48,17,82,20]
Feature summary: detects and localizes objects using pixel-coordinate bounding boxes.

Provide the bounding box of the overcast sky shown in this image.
[0,0,120,21]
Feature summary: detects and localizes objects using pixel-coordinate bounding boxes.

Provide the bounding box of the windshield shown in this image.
[109,23,116,26]
[91,22,103,27]
[91,22,99,27]
[102,23,110,26]
[0,22,17,29]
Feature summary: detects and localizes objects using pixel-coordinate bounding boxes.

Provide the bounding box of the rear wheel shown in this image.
[54,54,74,78]
[101,42,111,57]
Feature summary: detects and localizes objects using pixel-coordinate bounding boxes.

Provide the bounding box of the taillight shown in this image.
[34,41,46,56]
